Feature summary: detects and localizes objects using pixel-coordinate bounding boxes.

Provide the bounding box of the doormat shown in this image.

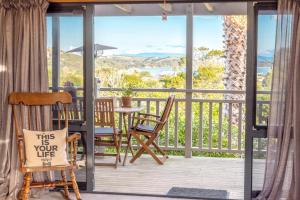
[167,187,229,199]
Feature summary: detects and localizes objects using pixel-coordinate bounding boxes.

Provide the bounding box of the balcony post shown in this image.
[185,4,193,158]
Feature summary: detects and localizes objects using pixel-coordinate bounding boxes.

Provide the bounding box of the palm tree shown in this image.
[223,16,247,123]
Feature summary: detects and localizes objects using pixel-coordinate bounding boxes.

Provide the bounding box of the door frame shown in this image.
[244,1,277,199]
[47,4,96,192]
[48,1,279,196]
[83,4,96,192]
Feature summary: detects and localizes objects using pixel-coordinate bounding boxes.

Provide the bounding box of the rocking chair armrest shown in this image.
[67,133,81,143]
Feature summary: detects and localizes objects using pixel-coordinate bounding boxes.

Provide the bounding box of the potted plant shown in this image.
[121,85,135,107]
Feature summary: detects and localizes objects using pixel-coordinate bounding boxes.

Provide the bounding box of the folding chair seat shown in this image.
[95,127,122,136]
[130,124,154,133]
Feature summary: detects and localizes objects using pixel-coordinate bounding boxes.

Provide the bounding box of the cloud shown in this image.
[68,45,76,50]
[105,43,186,55]
[166,44,185,48]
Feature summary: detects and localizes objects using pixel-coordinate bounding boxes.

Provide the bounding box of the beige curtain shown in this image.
[0,0,49,199]
[0,2,14,199]
[257,0,300,199]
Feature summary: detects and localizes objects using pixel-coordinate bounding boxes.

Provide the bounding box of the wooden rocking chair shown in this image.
[9,92,81,200]
[130,95,175,165]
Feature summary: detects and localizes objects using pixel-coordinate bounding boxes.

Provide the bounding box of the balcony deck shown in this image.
[52,87,269,199]
[93,155,265,199]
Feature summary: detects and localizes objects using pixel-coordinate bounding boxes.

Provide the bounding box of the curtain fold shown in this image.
[257,0,300,199]
[0,0,49,199]
[0,3,14,199]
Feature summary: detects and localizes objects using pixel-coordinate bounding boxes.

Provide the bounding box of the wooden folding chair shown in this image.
[94,98,122,168]
[9,92,81,200]
[130,95,175,165]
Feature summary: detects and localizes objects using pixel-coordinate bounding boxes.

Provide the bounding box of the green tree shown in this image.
[160,72,185,89]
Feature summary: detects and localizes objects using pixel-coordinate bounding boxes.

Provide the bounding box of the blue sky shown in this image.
[257,15,277,56]
[47,14,276,56]
[95,16,186,55]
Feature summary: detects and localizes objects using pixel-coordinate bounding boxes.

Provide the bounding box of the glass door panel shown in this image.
[47,10,86,189]
[93,2,249,199]
[93,4,187,195]
[252,3,277,195]
[193,3,247,199]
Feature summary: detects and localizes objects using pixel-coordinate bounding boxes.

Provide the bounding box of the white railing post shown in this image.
[185,4,193,158]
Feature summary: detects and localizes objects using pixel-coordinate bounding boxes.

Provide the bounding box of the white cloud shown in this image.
[68,45,76,50]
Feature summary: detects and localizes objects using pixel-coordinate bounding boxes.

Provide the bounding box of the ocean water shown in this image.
[257,67,272,75]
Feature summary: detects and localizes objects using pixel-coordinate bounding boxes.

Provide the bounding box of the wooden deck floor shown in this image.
[93,155,265,200]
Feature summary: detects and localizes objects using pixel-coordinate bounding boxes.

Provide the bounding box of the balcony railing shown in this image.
[51,87,271,157]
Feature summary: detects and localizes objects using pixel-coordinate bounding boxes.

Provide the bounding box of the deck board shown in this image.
[93,155,265,199]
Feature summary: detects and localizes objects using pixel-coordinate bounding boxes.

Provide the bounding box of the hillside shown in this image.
[96,55,182,69]
[47,48,273,71]
[48,49,182,71]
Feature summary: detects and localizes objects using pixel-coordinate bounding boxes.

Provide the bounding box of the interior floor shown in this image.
[37,192,193,200]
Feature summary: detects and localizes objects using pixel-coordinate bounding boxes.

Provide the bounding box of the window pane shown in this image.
[193,3,247,199]
[256,10,277,126]
[47,16,52,87]
[253,7,277,193]
[193,16,225,91]
[94,6,186,99]
[46,14,86,188]
[60,16,84,90]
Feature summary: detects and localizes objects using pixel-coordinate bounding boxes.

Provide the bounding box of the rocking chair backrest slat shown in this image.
[9,92,72,106]
[9,92,72,169]
[95,98,115,127]
[27,108,31,130]
[154,95,175,133]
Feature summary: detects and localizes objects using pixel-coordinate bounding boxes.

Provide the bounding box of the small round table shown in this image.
[114,106,144,166]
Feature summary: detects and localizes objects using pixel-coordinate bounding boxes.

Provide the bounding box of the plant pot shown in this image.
[121,96,132,108]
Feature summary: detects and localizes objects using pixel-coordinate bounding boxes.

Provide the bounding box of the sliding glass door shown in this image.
[47,6,87,190]
[245,2,277,199]
[45,2,278,198]
[93,2,248,199]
